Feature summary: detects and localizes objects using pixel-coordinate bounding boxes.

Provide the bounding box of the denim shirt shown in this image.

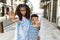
[28,25,39,40]
[16,17,30,40]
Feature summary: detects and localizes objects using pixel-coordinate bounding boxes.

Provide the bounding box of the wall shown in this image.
[57,0,60,17]
[57,0,60,26]
[29,0,44,19]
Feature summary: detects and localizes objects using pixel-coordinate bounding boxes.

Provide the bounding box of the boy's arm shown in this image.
[37,36,40,40]
[36,21,41,30]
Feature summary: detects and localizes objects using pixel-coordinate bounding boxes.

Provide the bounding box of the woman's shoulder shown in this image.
[27,19,32,25]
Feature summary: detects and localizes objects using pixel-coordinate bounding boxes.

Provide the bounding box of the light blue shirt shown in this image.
[16,17,30,40]
[28,25,39,40]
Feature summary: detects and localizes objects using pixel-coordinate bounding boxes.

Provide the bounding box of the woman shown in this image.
[8,4,31,40]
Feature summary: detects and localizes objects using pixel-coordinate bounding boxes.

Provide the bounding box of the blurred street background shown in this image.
[0,0,60,40]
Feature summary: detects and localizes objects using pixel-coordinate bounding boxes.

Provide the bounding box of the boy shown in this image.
[28,14,40,40]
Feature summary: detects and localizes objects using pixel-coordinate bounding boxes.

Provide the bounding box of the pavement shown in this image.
[0,18,60,40]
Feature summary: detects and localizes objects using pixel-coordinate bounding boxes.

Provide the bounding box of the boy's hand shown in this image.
[35,20,41,29]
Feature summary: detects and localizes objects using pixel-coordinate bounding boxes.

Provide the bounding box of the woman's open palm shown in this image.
[8,11,15,19]
[8,11,18,22]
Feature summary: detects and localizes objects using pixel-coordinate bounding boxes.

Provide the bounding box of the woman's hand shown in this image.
[8,11,15,20]
[8,11,18,22]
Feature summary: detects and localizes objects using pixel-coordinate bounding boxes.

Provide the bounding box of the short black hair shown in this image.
[31,14,38,19]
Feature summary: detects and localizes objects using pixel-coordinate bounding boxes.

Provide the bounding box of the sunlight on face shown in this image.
[31,17,38,25]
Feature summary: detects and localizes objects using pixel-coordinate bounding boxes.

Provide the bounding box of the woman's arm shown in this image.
[11,18,19,22]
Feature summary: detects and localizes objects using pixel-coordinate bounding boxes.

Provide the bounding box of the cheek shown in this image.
[31,19,34,23]
[34,18,38,21]
[21,11,26,15]
[32,21,34,23]
[21,11,26,13]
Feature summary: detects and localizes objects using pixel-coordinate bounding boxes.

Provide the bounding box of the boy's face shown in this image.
[31,17,38,25]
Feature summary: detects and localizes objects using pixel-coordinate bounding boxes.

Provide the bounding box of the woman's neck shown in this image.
[22,15,25,17]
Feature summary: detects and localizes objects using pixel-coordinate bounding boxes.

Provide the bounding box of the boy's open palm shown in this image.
[36,21,40,28]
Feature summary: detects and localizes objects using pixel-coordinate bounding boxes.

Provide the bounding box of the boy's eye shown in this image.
[32,19,34,21]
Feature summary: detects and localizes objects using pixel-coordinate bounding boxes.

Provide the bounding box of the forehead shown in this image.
[31,17,38,19]
[20,7,26,10]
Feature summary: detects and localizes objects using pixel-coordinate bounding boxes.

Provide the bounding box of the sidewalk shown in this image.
[40,18,60,40]
[0,23,16,40]
[0,18,60,40]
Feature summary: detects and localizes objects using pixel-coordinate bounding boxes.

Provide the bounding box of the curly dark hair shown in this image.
[15,4,31,21]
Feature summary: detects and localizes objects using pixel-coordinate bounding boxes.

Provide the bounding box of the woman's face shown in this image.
[20,7,26,16]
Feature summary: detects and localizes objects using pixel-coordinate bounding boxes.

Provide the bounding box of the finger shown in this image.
[8,11,15,16]
[8,11,12,15]
[36,21,40,26]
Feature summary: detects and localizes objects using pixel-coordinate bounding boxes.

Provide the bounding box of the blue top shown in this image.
[16,17,30,40]
[28,25,39,40]
[16,17,39,40]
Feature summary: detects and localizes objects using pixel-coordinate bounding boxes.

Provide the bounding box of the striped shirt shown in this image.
[28,25,39,40]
